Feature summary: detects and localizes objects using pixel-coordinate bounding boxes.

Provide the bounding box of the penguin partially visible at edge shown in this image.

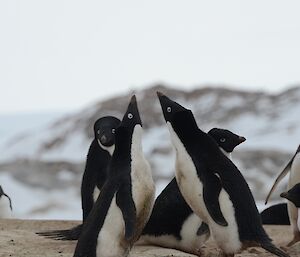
[73,95,155,257]
[0,185,12,218]
[281,183,300,208]
[260,203,290,225]
[37,116,121,240]
[137,128,246,256]
[157,92,289,257]
[265,145,300,246]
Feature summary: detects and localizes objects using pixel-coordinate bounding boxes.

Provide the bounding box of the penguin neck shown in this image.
[97,140,115,156]
[170,110,200,141]
[130,125,143,160]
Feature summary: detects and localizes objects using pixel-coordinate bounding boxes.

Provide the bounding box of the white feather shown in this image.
[97,140,115,156]
[96,195,126,257]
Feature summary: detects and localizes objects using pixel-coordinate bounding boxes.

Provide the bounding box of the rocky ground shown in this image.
[0,219,300,257]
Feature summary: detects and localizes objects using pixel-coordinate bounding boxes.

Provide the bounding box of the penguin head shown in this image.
[280,183,300,208]
[94,116,121,147]
[157,92,189,122]
[208,128,246,153]
[119,95,142,130]
[0,186,12,211]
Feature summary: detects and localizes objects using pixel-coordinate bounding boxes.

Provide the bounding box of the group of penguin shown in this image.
[33,92,300,257]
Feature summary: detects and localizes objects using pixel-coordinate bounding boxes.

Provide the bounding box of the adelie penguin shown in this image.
[157,92,289,257]
[266,145,300,246]
[137,128,246,256]
[278,184,300,228]
[37,116,121,240]
[73,95,155,257]
[0,185,12,218]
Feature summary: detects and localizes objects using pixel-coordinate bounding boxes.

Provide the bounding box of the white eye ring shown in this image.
[167,107,172,113]
[128,113,133,119]
[111,128,115,134]
[220,138,226,142]
[97,130,100,135]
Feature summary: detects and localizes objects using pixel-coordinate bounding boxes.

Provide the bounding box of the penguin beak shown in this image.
[280,192,289,200]
[120,95,142,127]
[157,91,187,122]
[239,136,246,144]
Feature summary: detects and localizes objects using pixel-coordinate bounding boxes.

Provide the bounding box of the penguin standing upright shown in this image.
[265,145,300,246]
[157,92,289,257]
[0,185,12,218]
[138,128,246,256]
[73,95,155,257]
[37,116,120,240]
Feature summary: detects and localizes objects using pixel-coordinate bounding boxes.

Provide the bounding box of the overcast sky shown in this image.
[1,1,300,114]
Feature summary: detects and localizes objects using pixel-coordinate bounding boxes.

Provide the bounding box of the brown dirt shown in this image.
[0,219,300,257]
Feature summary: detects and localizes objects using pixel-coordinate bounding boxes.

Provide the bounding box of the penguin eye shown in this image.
[111,128,115,134]
[167,107,172,113]
[128,113,133,119]
[220,138,226,143]
[97,129,101,135]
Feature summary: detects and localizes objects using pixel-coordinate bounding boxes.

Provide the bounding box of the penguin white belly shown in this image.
[0,197,11,218]
[288,153,300,233]
[96,195,126,257]
[169,124,241,253]
[138,213,207,254]
[130,157,155,237]
[179,214,208,250]
[130,126,155,230]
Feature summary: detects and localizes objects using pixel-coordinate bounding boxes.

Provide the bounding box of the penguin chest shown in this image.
[131,158,155,231]
[174,149,207,222]
[96,195,127,257]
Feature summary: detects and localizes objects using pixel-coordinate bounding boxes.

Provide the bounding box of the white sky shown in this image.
[1,0,300,114]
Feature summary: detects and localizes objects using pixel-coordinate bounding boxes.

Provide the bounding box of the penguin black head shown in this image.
[119,95,142,129]
[280,183,300,208]
[0,186,13,211]
[94,116,121,147]
[157,92,189,122]
[208,128,246,153]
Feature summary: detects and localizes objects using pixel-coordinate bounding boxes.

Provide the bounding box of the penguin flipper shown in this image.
[265,159,292,204]
[116,183,136,241]
[203,173,228,227]
[196,222,210,236]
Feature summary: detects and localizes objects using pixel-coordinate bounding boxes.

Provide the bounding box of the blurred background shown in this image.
[1,0,300,219]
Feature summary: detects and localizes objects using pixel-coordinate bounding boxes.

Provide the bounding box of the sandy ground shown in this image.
[0,219,300,257]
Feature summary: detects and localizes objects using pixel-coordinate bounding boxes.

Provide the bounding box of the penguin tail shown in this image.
[261,241,290,257]
[36,224,82,240]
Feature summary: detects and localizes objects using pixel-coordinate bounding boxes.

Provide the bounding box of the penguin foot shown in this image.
[217,250,234,257]
[286,234,300,247]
